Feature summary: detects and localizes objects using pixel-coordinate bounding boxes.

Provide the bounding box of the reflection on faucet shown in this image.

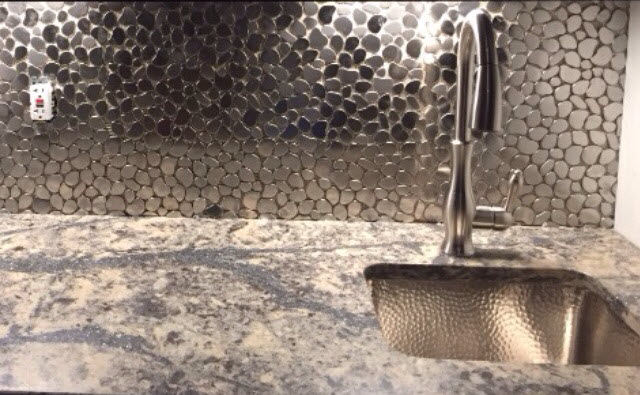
[441,9,523,257]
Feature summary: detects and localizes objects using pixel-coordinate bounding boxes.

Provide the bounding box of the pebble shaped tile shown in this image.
[0,1,629,228]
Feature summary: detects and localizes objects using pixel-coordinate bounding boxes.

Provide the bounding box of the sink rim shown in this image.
[366,263,599,284]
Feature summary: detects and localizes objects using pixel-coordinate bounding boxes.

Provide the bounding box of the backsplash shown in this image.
[0,1,629,226]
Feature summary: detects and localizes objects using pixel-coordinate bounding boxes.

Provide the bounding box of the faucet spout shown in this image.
[440,9,513,257]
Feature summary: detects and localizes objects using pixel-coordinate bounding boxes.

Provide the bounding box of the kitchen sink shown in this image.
[364,264,640,366]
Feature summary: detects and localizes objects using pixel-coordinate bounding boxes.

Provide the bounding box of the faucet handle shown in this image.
[473,169,523,230]
[503,169,523,212]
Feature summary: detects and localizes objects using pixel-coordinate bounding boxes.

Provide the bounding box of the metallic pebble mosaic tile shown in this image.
[0,1,629,226]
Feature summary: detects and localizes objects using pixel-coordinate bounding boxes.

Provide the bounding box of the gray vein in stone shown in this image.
[0,325,172,366]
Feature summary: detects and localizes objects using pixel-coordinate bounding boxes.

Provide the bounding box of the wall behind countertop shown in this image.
[616,1,640,246]
[0,1,629,226]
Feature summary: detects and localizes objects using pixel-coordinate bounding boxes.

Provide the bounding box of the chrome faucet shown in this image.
[441,9,523,257]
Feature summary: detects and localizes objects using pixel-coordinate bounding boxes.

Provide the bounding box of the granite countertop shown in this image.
[0,214,639,394]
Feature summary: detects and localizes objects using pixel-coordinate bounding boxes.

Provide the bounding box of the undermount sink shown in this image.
[364,264,640,366]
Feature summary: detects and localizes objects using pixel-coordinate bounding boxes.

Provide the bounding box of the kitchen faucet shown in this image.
[441,9,524,257]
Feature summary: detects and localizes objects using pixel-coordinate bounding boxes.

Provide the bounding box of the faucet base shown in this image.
[441,239,475,257]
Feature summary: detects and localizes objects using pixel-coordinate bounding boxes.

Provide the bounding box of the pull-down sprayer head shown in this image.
[455,9,502,141]
[471,63,502,134]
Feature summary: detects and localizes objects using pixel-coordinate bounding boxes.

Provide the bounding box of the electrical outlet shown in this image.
[30,76,55,121]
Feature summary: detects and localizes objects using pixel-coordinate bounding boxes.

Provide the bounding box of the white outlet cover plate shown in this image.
[30,80,54,121]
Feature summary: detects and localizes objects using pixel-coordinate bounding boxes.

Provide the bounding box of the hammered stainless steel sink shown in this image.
[364,264,640,366]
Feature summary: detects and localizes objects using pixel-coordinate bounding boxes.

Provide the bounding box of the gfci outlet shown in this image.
[30,76,55,121]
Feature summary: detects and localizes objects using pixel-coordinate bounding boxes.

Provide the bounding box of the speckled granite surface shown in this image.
[0,214,639,394]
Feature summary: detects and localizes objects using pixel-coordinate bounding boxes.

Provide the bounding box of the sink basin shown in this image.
[364,264,640,366]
